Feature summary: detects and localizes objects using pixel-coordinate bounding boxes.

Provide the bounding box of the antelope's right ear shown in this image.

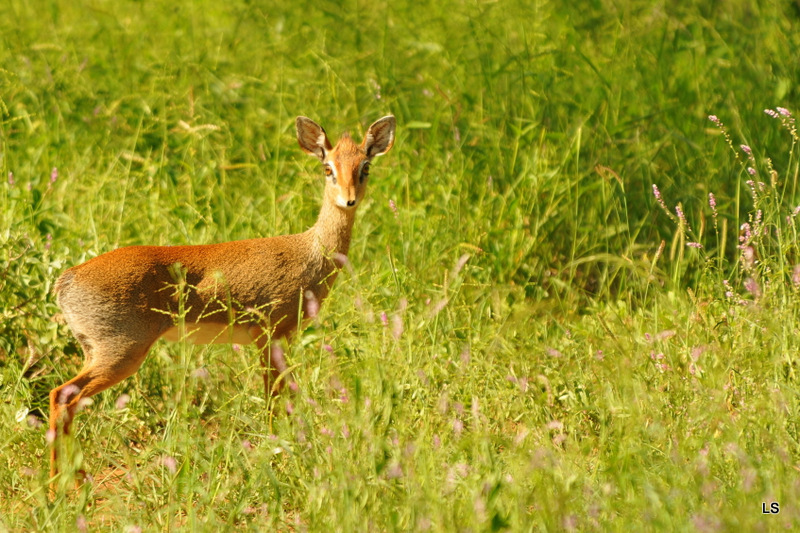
[296,116,333,162]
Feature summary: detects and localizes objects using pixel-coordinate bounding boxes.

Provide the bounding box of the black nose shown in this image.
[347,199,356,206]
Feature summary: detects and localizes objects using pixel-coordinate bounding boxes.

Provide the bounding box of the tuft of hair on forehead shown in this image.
[333,132,364,156]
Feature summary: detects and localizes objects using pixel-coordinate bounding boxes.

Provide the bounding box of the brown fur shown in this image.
[49,115,395,481]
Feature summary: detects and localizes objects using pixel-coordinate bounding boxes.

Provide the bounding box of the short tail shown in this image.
[53,270,74,298]
[52,270,74,323]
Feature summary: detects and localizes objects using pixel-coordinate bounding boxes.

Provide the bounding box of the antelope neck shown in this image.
[312,197,357,258]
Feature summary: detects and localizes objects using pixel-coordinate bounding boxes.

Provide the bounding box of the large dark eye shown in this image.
[361,163,370,183]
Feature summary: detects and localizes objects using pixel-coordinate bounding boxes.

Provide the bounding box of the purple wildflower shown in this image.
[161,455,177,474]
[50,167,58,185]
[656,330,676,341]
[304,290,319,318]
[191,367,210,380]
[59,383,80,404]
[708,192,716,209]
[708,115,721,125]
[742,246,755,267]
[687,242,703,249]
[777,107,792,117]
[739,222,752,245]
[740,144,752,155]
[392,314,403,339]
[380,311,389,327]
[723,279,734,299]
[386,462,403,479]
[389,199,398,219]
[765,109,780,119]
[116,393,131,410]
[747,167,756,176]
[271,343,286,371]
[744,277,761,298]
[27,414,43,429]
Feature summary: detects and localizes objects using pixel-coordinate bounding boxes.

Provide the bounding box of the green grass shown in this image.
[2,0,800,530]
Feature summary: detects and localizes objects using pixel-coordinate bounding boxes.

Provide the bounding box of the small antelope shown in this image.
[49,115,396,479]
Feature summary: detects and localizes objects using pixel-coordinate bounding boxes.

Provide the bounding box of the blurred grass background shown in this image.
[2,0,800,530]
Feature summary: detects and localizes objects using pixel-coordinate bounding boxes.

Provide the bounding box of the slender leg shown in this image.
[49,341,152,481]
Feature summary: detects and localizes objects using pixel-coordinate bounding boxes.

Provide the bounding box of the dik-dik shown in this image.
[49,115,396,479]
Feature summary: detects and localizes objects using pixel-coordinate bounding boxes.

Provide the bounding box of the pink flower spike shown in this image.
[7,172,14,186]
[652,184,662,201]
[747,167,756,176]
[675,204,686,224]
[708,115,720,124]
[687,242,703,249]
[765,109,780,118]
[50,167,58,184]
[708,192,716,209]
[777,107,792,117]
[740,144,752,155]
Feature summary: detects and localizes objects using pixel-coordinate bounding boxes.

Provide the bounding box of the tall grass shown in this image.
[2,0,800,530]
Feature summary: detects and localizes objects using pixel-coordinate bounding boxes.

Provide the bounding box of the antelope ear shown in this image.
[363,115,396,158]
[296,116,333,161]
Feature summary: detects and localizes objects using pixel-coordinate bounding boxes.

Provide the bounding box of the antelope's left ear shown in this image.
[363,115,396,158]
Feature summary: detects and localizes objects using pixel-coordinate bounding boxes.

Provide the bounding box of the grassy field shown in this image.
[2,0,800,530]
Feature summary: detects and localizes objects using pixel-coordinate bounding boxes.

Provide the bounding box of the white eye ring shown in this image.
[324,164,336,184]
